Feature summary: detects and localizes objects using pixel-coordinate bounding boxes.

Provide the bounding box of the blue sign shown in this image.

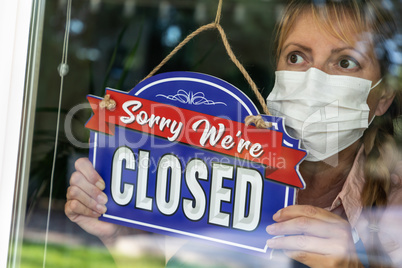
[86,72,306,255]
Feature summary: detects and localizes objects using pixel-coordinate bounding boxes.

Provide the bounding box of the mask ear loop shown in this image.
[101,0,272,127]
[366,78,383,126]
[370,78,383,90]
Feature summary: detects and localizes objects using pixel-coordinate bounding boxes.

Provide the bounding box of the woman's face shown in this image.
[276,11,384,118]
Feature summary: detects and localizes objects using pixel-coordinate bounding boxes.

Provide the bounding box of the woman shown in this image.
[264,0,402,267]
[65,0,402,267]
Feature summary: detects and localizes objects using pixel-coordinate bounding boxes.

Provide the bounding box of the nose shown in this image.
[311,62,330,74]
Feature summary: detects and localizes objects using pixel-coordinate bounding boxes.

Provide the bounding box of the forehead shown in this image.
[282,9,374,55]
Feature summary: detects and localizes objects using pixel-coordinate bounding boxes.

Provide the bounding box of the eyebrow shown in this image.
[282,42,369,61]
[282,43,312,54]
[330,47,369,61]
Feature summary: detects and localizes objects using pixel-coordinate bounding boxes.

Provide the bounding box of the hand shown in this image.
[266,205,363,268]
[65,158,122,244]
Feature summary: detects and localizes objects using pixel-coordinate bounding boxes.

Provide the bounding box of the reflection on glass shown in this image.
[15,0,278,267]
[12,0,402,267]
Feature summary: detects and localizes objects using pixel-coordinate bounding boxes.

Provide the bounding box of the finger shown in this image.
[74,158,105,190]
[274,205,344,224]
[266,235,344,256]
[283,250,349,268]
[266,216,345,238]
[66,185,107,215]
[65,199,102,221]
[69,171,108,205]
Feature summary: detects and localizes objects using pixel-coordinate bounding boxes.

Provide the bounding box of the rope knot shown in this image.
[99,94,116,111]
[245,115,271,129]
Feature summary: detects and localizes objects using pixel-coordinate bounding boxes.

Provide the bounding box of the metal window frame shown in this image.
[0,0,39,267]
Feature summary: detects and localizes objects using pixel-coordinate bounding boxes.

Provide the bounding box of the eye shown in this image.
[338,58,359,69]
[288,53,304,64]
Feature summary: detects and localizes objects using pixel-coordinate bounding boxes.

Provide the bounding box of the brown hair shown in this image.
[274,0,402,267]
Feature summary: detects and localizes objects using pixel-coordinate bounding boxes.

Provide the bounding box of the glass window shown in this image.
[9,0,280,267]
[8,0,402,267]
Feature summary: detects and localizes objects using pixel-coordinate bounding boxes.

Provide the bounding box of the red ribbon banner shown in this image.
[86,90,306,188]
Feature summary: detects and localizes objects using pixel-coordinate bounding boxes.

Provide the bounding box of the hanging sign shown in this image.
[86,71,306,255]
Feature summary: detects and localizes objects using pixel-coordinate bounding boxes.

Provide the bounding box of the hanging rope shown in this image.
[103,0,271,127]
[215,0,223,24]
[140,22,216,81]
[142,0,270,116]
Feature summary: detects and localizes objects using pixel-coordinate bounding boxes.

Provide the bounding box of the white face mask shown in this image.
[267,68,382,164]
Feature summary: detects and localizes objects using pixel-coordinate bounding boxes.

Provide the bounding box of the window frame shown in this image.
[0,0,34,266]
